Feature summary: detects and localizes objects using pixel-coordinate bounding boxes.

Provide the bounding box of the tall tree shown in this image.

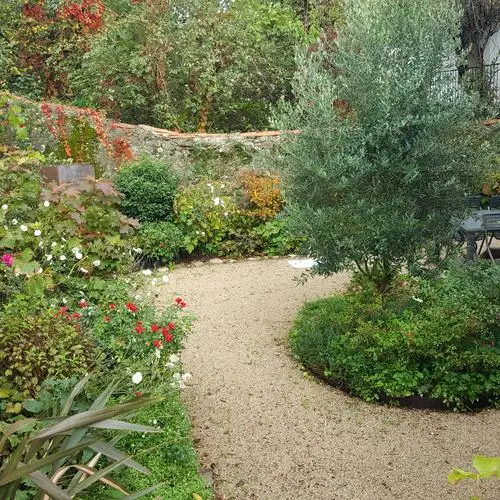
[71,0,305,132]
[276,0,491,290]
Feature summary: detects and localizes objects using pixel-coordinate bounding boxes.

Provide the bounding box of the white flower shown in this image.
[11,219,18,225]
[79,267,89,274]
[92,259,101,267]
[162,275,169,283]
[45,254,53,261]
[38,241,44,248]
[43,200,50,208]
[172,372,181,382]
[71,247,80,254]
[223,211,228,217]
[155,348,161,358]
[60,255,66,261]
[181,372,192,382]
[411,296,423,303]
[36,267,43,274]
[34,229,41,237]
[75,252,83,260]
[142,269,152,276]
[20,225,28,232]
[132,372,143,384]
[213,197,221,206]
[1,204,7,210]
[132,247,142,253]
[51,242,57,248]
[62,298,67,304]
[168,354,179,364]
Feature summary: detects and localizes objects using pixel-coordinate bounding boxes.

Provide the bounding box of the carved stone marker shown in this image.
[40,163,95,185]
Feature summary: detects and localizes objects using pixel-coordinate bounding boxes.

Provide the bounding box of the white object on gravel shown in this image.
[286,258,317,269]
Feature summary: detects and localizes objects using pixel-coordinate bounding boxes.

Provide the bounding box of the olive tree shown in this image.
[276,0,493,291]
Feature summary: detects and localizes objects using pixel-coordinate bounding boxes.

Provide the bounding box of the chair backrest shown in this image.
[489,195,500,209]
[482,212,500,231]
[464,195,482,208]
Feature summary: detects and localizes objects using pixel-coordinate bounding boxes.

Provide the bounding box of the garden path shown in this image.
[157,258,500,500]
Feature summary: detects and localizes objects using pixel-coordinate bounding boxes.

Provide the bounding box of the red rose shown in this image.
[126,302,137,313]
[163,329,173,343]
[72,313,81,319]
[109,303,116,310]
[151,324,160,333]
[135,324,144,334]
[79,300,88,308]
[104,315,111,322]
[175,297,182,304]
[167,322,175,330]
[134,391,143,398]
[180,301,187,309]
[153,339,162,348]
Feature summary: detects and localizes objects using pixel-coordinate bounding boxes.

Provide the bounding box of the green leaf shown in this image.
[28,471,71,500]
[32,396,163,441]
[88,441,151,475]
[447,468,478,485]
[22,399,45,414]
[472,455,500,479]
[0,440,98,486]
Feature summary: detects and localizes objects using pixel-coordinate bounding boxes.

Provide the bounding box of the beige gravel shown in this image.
[157,258,500,500]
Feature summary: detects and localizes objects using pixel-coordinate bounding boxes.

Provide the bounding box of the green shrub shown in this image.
[174,181,240,255]
[0,297,97,404]
[290,262,500,410]
[114,156,179,223]
[136,221,184,263]
[250,216,303,256]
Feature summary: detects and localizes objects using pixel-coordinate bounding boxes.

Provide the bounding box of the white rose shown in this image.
[34,229,41,237]
[11,219,18,225]
[1,204,7,210]
[132,372,143,384]
[60,255,66,261]
[20,225,28,232]
[75,252,83,260]
[45,254,53,261]
[43,200,50,208]
[142,269,152,276]
[92,260,101,267]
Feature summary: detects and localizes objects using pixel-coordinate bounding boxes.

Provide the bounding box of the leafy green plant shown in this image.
[80,297,192,367]
[250,216,303,256]
[290,262,500,410]
[114,156,179,223]
[0,297,97,407]
[0,375,164,499]
[448,455,500,500]
[174,181,239,255]
[135,221,184,264]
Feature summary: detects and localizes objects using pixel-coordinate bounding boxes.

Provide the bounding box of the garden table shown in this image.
[459,209,500,261]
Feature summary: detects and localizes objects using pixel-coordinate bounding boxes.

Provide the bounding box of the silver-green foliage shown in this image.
[276,0,493,289]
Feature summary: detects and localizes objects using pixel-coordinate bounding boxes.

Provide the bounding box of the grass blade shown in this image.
[29,471,71,500]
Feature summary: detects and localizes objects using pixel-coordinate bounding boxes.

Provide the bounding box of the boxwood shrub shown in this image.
[290,262,500,410]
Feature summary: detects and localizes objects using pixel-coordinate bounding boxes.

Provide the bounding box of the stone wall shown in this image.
[6,94,291,179]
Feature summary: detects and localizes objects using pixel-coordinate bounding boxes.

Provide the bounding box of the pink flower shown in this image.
[1,253,13,267]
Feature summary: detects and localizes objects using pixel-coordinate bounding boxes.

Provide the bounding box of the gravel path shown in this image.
[157,258,500,500]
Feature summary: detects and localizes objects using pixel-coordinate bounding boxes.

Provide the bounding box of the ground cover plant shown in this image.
[290,262,500,410]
